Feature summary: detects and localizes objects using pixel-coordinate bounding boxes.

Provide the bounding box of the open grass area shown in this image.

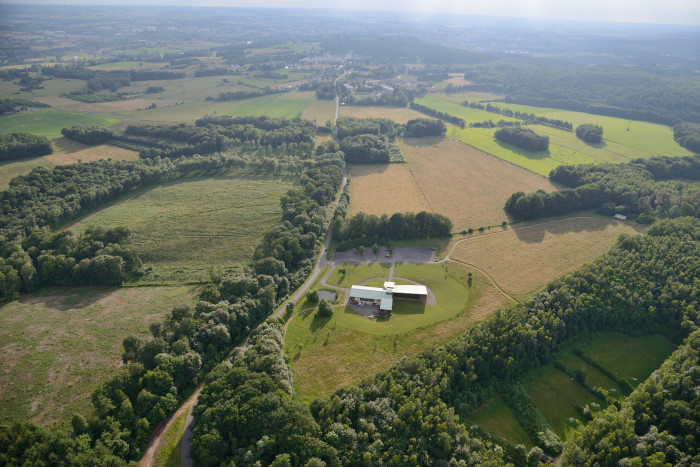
[286,262,510,402]
[469,398,534,449]
[338,105,427,123]
[524,365,602,439]
[326,262,392,287]
[301,97,336,124]
[582,332,677,385]
[414,95,693,175]
[0,138,139,190]
[560,354,624,397]
[349,137,558,231]
[0,109,119,139]
[0,285,199,430]
[450,217,637,300]
[70,175,293,284]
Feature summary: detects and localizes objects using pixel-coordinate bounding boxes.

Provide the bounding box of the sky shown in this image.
[5,0,700,26]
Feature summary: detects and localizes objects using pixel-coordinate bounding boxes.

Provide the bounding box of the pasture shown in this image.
[70,175,293,284]
[0,109,119,139]
[449,216,638,301]
[301,96,336,124]
[348,137,558,231]
[468,398,533,449]
[286,262,511,402]
[0,285,199,430]
[0,138,139,190]
[414,95,692,175]
[581,332,676,385]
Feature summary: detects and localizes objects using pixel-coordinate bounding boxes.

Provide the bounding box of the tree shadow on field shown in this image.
[401,135,446,148]
[494,139,551,161]
[349,163,390,176]
[310,312,332,332]
[513,218,613,243]
[18,286,114,311]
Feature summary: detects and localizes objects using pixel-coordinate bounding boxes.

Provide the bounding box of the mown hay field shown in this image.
[0,109,119,139]
[0,285,199,430]
[348,137,558,231]
[301,96,336,124]
[286,262,510,402]
[0,139,139,190]
[338,105,427,123]
[70,175,293,284]
[450,217,638,300]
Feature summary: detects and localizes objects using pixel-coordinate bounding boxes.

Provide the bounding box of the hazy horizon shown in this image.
[1,0,699,26]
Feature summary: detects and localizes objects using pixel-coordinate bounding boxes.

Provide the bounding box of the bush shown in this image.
[575,124,604,143]
[306,290,319,304]
[317,299,333,318]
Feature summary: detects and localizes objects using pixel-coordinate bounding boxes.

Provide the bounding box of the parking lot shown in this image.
[331,246,436,265]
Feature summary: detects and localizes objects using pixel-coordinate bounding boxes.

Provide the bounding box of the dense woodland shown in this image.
[575,124,604,144]
[189,217,700,465]
[404,118,447,137]
[494,127,549,152]
[673,124,700,153]
[505,155,700,221]
[0,132,52,161]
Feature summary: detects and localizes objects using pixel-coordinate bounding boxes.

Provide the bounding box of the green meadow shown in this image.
[70,175,294,284]
[0,109,119,138]
[469,399,534,449]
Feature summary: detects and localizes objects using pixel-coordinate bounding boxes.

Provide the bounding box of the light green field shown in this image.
[581,332,676,385]
[469,399,534,448]
[416,95,692,176]
[0,285,199,430]
[110,91,313,122]
[560,354,624,397]
[237,71,309,88]
[0,109,119,138]
[70,175,293,284]
[286,262,505,402]
[155,409,188,467]
[524,365,602,439]
[0,77,86,100]
[326,262,391,287]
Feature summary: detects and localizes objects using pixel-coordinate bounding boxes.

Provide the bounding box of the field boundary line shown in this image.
[448,258,518,304]
[405,164,435,213]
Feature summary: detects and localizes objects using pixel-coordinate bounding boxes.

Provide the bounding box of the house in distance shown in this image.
[349,281,428,314]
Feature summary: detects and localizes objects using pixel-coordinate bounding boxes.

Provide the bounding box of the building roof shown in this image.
[350,285,384,301]
[380,295,393,311]
[394,284,428,296]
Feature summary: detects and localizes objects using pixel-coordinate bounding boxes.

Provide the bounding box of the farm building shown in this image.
[349,281,427,313]
[613,214,627,222]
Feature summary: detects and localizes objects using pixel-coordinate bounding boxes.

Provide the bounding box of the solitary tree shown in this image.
[317,299,333,318]
[307,290,319,304]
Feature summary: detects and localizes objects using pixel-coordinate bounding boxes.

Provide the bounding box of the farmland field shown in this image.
[0,138,139,190]
[70,175,294,284]
[338,105,427,123]
[301,96,336,124]
[286,262,510,402]
[449,217,638,300]
[348,137,558,231]
[468,398,534,448]
[0,285,199,430]
[0,109,119,138]
[414,95,693,175]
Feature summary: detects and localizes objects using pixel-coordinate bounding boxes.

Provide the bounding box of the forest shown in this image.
[673,124,700,153]
[575,124,604,144]
[504,155,700,221]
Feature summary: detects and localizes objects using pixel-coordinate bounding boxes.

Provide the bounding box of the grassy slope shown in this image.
[0,285,199,430]
[70,175,293,284]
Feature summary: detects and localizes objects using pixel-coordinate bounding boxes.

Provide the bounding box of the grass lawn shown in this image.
[326,262,391,287]
[70,175,293,284]
[286,262,509,402]
[0,285,199,431]
[0,109,119,139]
[469,398,534,449]
[155,409,188,467]
[450,217,637,300]
[524,365,603,439]
[582,332,677,385]
[560,354,624,398]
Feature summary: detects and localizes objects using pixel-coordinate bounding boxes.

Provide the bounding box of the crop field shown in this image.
[286,262,510,402]
[0,285,199,430]
[449,217,637,300]
[0,109,119,138]
[301,96,336,124]
[70,175,293,284]
[338,105,427,123]
[436,91,507,104]
[581,332,676,385]
[0,138,139,190]
[524,365,602,439]
[444,74,472,86]
[468,399,533,448]
[348,137,557,231]
[414,95,692,175]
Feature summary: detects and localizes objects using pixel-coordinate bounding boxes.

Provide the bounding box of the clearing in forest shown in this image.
[450,217,637,301]
[70,175,293,284]
[285,262,511,402]
[349,137,558,231]
[0,285,199,431]
[468,398,534,449]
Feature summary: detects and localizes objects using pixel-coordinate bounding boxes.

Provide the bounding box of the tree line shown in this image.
[0,132,52,161]
[0,98,49,115]
[333,211,453,251]
[409,102,466,128]
[504,155,700,221]
[463,100,573,131]
[494,127,549,152]
[206,87,288,102]
[188,217,700,465]
[0,145,345,463]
